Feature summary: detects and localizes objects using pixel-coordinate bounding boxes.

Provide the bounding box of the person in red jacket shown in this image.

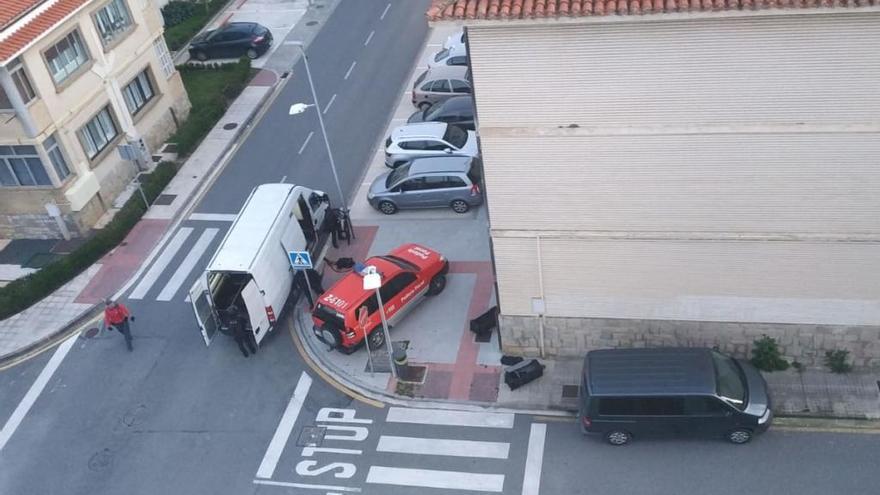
[104,298,135,352]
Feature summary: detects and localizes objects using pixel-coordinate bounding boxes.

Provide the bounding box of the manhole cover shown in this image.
[297,426,326,447]
[83,327,100,339]
[152,194,176,206]
[223,122,238,130]
[306,20,318,26]
[122,404,147,427]
[561,385,580,399]
[88,449,113,471]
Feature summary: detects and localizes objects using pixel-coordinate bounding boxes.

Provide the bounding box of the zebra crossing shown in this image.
[127,218,231,303]
[255,372,547,494]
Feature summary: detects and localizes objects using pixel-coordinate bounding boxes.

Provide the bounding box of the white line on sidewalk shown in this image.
[344,61,356,80]
[129,227,193,299]
[156,228,219,301]
[0,335,77,452]
[380,3,391,20]
[189,213,237,222]
[367,466,504,492]
[252,479,360,492]
[377,435,510,459]
[256,372,312,479]
[522,423,547,495]
[386,407,515,428]
[298,131,314,154]
[364,30,375,46]
[323,94,336,114]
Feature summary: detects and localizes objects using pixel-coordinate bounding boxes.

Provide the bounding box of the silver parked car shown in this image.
[428,43,468,69]
[412,65,472,111]
[368,156,483,215]
[384,122,479,169]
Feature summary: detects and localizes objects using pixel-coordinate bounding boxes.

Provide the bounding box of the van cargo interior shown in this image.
[209,271,251,316]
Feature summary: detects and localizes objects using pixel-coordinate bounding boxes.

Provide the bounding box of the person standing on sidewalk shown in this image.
[104,298,135,352]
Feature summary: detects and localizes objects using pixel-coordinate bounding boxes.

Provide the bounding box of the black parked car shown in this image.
[189,22,272,61]
[407,95,475,131]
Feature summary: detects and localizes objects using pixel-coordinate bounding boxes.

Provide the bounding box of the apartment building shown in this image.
[0,0,190,238]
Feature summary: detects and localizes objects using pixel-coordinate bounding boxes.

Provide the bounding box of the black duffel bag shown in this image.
[504,358,545,390]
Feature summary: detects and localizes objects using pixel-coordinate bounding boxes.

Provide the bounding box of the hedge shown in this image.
[0,162,179,320]
[164,0,231,52]
[171,58,253,157]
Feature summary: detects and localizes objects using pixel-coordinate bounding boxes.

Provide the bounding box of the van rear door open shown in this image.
[189,274,220,346]
[241,279,271,344]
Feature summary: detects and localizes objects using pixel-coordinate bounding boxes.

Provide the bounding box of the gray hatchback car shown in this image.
[367,156,483,215]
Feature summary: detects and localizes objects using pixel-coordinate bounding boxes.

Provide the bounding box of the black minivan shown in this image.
[579,348,772,445]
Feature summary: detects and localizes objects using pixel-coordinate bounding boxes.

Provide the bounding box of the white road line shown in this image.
[155,228,219,301]
[129,227,193,299]
[0,335,77,452]
[367,466,504,493]
[386,407,514,429]
[522,423,547,495]
[252,479,360,492]
[280,175,287,183]
[298,131,314,154]
[364,30,375,46]
[344,61,356,80]
[256,372,312,479]
[377,435,510,459]
[323,94,336,114]
[380,3,391,20]
[189,213,237,222]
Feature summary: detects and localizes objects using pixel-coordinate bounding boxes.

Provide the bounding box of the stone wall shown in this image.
[499,314,880,369]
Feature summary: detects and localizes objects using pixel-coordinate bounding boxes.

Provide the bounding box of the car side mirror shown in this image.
[443,148,452,154]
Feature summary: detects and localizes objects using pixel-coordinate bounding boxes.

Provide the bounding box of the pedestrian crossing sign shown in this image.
[288,250,313,270]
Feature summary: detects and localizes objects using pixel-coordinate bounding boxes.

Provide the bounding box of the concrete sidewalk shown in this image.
[0,1,324,366]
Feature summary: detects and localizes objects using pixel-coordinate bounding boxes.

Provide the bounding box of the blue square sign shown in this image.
[288,251,313,270]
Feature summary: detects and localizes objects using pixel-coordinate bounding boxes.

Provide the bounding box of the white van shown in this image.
[189,183,329,347]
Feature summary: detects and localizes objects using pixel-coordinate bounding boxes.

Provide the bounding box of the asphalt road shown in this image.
[0,1,431,494]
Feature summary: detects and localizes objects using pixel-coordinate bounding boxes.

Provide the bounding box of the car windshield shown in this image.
[443,125,468,149]
[386,163,411,188]
[434,48,450,62]
[711,351,747,411]
[425,103,448,121]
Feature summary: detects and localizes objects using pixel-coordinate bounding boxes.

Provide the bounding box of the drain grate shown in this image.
[306,20,318,26]
[153,194,176,206]
[83,327,100,339]
[297,426,326,447]
[561,385,580,399]
[222,122,238,130]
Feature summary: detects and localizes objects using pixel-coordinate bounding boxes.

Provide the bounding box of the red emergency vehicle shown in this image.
[312,243,449,353]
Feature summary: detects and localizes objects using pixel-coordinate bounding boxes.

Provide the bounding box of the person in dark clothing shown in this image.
[226,305,256,357]
[104,298,135,352]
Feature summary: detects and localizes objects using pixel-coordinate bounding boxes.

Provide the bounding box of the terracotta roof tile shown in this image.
[0,0,90,64]
[0,0,45,30]
[427,0,879,19]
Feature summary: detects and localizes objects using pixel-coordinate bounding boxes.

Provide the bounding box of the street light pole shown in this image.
[290,43,347,217]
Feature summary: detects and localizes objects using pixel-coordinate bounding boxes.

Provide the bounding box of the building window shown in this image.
[43,134,72,180]
[152,37,174,79]
[122,69,155,115]
[94,0,132,46]
[78,106,118,159]
[0,59,37,109]
[0,145,52,187]
[45,30,90,84]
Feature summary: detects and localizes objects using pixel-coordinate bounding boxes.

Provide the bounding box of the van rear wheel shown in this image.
[726,428,753,444]
[367,328,386,349]
[605,430,632,446]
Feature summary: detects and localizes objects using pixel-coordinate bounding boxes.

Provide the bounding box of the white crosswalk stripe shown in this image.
[129,227,193,300]
[156,228,219,301]
[366,466,505,493]
[376,435,509,459]
[385,407,515,428]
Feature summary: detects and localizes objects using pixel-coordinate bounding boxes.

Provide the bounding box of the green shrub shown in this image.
[750,335,790,372]
[0,162,179,320]
[824,350,853,374]
[170,58,252,156]
[163,0,230,52]
[161,1,197,28]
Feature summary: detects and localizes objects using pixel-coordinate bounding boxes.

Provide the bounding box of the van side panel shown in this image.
[251,189,298,322]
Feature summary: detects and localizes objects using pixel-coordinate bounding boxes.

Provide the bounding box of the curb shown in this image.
[0,303,101,368]
[291,304,571,417]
